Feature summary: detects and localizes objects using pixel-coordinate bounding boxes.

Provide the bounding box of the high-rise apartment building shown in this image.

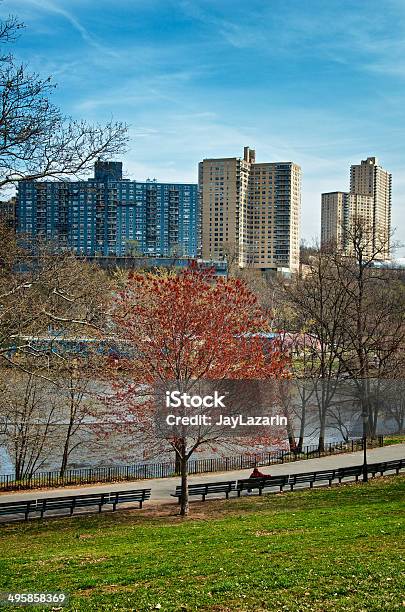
[321,157,392,258]
[321,192,374,250]
[199,147,301,272]
[17,161,198,257]
[321,192,347,248]
[350,157,391,256]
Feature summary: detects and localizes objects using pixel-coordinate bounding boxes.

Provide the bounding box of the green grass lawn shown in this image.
[383,434,405,446]
[0,476,404,612]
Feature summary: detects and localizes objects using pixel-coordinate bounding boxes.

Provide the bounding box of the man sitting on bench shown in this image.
[250,467,271,479]
[247,467,271,493]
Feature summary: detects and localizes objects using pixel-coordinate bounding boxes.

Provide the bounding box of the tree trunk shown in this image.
[317,380,329,453]
[282,397,297,453]
[288,433,296,453]
[174,450,181,475]
[173,437,184,474]
[297,392,307,453]
[60,439,70,478]
[318,405,326,452]
[60,420,73,477]
[180,454,189,516]
[318,406,327,453]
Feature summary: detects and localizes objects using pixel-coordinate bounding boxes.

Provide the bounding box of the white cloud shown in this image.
[13,0,120,58]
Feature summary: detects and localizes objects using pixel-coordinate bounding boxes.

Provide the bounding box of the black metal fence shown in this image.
[0,436,384,492]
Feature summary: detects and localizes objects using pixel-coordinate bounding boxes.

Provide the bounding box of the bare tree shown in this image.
[0,12,23,48]
[331,217,405,439]
[57,357,99,477]
[0,369,59,479]
[285,220,405,446]
[300,239,318,265]
[0,225,112,369]
[0,6,124,363]
[222,241,240,277]
[383,379,405,434]
[0,12,127,191]
[283,248,349,451]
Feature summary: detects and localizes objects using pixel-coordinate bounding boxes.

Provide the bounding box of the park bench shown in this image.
[367,458,404,478]
[380,458,405,474]
[287,469,339,490]
[38,495,77,517]
[287,472,316,490]
[312,469,336,486]
[336,465,363,483]
[0,499,39,521]
[37,493,108,517]
[291,465,376,488]
[0,488,152,521]
[277,470,336,490]
[236,475,288,496]
[239,467,358,494]
[103,489,151,510]
[172,480,236,502]
[171,458,405,504]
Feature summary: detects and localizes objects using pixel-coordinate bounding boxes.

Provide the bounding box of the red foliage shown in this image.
[110,266,288,386]
[101,266,290,467]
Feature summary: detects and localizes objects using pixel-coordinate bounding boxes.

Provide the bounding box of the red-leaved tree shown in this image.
[104,265,288,515]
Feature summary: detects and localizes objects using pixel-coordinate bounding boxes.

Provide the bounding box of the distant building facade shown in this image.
[199,147,301,273]
[0,196,16,229]
[321,192,374,251]
[17,161,198,257]
[76,255,227,276]
[321,157,392,259]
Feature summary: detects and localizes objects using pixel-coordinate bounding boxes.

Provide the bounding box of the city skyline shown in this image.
[2,0,405,255]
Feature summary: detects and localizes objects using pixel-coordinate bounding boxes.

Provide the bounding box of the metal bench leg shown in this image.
[139,501,143,509]
[226,491,229,499]
[259,488,262,496]
[310,482,313,488]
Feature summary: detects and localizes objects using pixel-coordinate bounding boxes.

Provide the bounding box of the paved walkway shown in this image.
[1,443,404,508]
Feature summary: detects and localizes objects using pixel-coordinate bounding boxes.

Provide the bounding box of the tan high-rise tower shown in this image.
[321,192,374,251]
[321,157,391,259]
[350,157,391,257]
[321,192,347,249]
[199,147,301,272]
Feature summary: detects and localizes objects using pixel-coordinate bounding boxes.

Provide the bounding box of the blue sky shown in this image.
[3,0,405,254]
